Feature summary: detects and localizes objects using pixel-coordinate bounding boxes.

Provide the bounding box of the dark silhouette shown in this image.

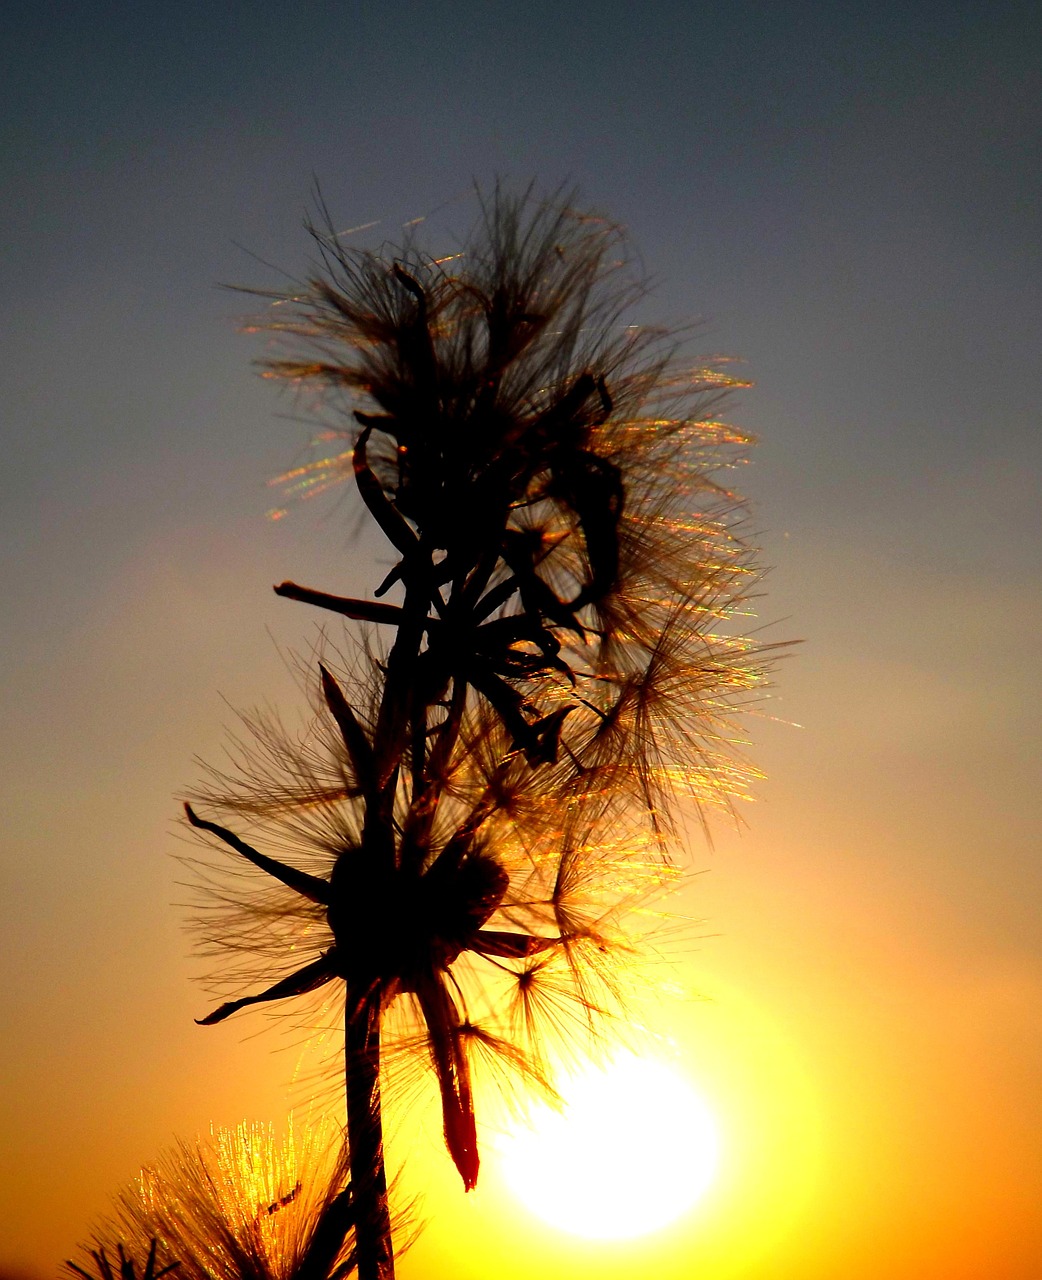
[69,185,767,1280]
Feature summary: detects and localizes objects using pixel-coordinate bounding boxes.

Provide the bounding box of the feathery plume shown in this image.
[181,183,772,1280]
[67,1121,356,1280]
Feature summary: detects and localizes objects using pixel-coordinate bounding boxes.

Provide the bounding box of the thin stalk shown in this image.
[347,550,431,1280]
[344,988,393,1280]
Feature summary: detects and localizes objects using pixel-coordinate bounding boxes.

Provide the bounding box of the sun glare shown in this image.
[494,1052,719,1240]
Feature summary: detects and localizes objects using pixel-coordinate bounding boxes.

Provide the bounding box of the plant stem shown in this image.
[344,988,393,1280]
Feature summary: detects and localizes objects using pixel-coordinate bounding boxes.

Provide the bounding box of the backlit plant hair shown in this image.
[67,1122,356,1280]
[177,184,769,1280]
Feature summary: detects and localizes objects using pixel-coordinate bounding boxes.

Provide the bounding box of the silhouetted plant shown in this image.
[177,185,767,1280]
[67,1123,355,1280]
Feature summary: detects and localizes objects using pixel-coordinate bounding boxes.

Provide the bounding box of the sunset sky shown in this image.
[2,2,1040,1277]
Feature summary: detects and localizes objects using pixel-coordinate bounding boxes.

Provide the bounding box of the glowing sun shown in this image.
[495,1051,719,1239]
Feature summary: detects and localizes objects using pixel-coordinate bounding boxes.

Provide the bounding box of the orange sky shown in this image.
[2,512,1039,1279]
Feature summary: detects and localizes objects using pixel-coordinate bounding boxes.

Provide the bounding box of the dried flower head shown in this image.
[68,1122,355,1280]
[255,183,767,834]
[181,184,773,1280]
[184,667,678,1192]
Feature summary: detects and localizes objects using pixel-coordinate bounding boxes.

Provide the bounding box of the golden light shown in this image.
[493,1051,720,1240]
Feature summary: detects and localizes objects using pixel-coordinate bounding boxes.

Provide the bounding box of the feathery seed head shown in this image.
[254,185,768,832]
[182,185,772,1202]
[68,1122,356,1280]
